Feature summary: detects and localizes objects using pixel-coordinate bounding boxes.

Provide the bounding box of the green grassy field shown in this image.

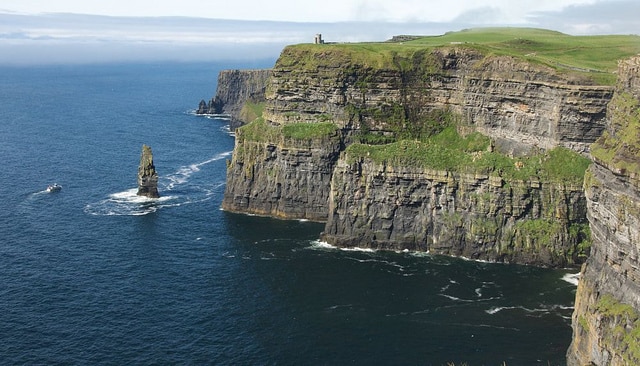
[280,28,640,85]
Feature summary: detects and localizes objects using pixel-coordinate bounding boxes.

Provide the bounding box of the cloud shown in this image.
[0,2,638,65]
[528,0,640,34]
[0,13,452,64]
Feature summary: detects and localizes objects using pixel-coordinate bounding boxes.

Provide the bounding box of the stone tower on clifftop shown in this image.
[137,144,159,198]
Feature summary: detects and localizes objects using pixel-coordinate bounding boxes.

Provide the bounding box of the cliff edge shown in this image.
[567,56,640,365]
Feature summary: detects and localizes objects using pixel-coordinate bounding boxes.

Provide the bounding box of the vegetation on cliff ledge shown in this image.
[237,118,339,142]
[594,293,640,363]
[279,28,640,85]
[591,91,640,176]
[346,126,591,184]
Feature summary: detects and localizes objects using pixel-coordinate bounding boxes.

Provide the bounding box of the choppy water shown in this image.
[0,62,577,365]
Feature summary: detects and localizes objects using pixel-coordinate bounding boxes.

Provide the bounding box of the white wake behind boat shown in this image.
[47,183,62,193]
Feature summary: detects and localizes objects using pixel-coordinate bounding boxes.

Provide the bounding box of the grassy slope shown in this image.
[280,28,640,85]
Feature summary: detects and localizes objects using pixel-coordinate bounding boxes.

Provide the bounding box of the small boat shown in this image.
[46,183,62,193]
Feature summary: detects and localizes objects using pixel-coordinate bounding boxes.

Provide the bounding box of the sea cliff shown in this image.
[567,56,640,365]
[221,31,621,266]
[221,120,342,221]
[197,69,272,129]
[322,148,589,266]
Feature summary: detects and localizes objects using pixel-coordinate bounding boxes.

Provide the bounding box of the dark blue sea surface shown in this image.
[0,62,578,365]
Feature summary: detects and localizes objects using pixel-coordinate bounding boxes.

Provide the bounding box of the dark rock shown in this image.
[136,144,159,198]
[567,56,640,366]
[197,99,208,114]
[197,69,272,128]
[321,160,588,267]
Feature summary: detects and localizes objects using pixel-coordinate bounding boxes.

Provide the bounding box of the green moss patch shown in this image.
[237,119,339,143]
[591,91,640,176]
[282,122,339,140]
[595,294,640,363]
[346,127,590,184]
[236,118,280,143]
[238,101,265,123]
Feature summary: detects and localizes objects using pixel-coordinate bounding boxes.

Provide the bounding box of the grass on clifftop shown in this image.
[346,127,590,184]
[280,27,640,85]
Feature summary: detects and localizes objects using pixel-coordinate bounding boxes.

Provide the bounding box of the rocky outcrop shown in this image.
[321,156,589,266]
[567,56,640,365]
[198,69,271,129]
[137,144,159,198]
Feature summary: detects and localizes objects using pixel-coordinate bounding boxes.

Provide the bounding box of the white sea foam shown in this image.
[85,153,230,216]
[308,240,337,250]
[439,294,475,302]
[409,251,431,258]
[340,247,377,253]
[486,307,508,315]
[485,304,572,315]
[307,241,378,253]
[165,151,231,190]
[562,272,580,286]
[459,256,496,264]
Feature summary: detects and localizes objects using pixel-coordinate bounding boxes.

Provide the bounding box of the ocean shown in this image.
[0,61,578,365]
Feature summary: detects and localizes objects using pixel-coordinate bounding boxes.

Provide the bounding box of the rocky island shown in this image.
[202,28,640,364]
[137,144,159,198]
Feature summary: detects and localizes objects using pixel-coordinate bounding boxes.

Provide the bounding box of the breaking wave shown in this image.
[84,152,230,216]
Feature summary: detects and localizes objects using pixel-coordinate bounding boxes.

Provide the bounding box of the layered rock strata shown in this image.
[137,144,159,198]
[264,47,612,154]
[222,122,342,221]
[222,45,613,266]
[567,56,640,365]
[321,158,588,267]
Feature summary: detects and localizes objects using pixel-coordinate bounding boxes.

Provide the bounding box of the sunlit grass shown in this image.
[280,27,640,85]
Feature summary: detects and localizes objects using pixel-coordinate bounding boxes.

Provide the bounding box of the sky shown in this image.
[0,0,626,24]
[0,0,638,64]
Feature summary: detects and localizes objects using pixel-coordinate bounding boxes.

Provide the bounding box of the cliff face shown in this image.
[222,44,612,267]
[568,56,640,365]
[322,157,588,266]
[222,121,342,221]
[265,47,612,153]
[198,69,271,128]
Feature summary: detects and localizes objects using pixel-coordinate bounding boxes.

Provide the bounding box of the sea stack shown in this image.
[137,144,159,198]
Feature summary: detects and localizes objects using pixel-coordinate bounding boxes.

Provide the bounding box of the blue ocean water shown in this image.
[0,62,578,365]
